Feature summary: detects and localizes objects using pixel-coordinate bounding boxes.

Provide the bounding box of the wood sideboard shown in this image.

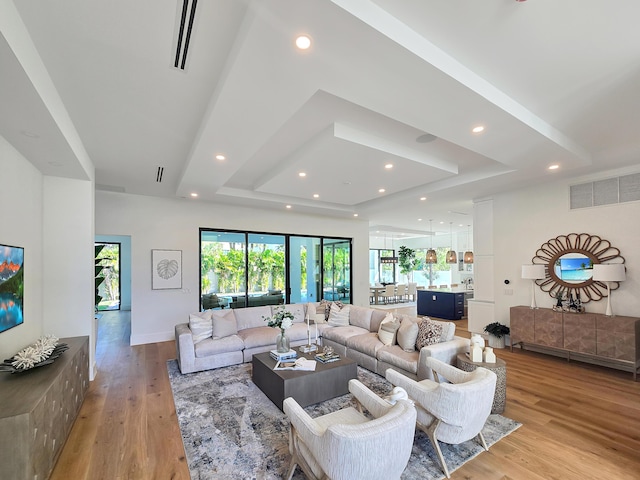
[510,306,640,380]
[0,336,89,480]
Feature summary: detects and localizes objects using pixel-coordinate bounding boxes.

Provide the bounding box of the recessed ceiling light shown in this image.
[440,221,444,224]
[472,125,485,133]
[286,205,292,209]
[416,133,437,143]
[378,188,386,193]
[384,163,393,169]
[420,196,427,201]
[295,35,311,50]
[215,154,225,160]
[313,193,319,198]
[298,172,307,177]
[190,192,198,197]
[353,213,359,217]
[418,218,423,222]
[548,164,560,170]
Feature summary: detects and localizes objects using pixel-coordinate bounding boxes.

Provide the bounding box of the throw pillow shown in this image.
[211,309,238,339]
[327,303,350,326]
[396,317,420,352]
[415,319,444,350]
[189,310,213,344]
[377,313,400,346]
[318,299,344,321]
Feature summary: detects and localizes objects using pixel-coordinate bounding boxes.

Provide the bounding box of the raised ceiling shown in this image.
[3,0,640,239]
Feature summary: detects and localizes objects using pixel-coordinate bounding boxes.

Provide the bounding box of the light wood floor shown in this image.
[52,308,640,480]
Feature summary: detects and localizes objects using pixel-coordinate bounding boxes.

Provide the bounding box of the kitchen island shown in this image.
[417,288,474,320]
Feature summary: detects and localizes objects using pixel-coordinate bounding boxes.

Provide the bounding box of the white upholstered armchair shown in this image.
[386,358,497,479]
[282,379,417,480]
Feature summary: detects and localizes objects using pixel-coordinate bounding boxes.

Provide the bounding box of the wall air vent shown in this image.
[173,0,198,70]
[570,172,640,209]
[156,166,165,183]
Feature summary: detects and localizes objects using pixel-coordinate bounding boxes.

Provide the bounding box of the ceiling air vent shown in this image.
[156,166,165,183]
[173,0,198,70]
[570,172,640,209]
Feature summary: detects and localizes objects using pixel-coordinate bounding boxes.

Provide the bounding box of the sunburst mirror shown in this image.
[532,233,625,303]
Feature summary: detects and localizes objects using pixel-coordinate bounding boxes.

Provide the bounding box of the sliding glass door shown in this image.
[200,229,351,309]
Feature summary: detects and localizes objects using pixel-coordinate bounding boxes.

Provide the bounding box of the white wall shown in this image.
[0,136,96,376]
[0,136,44,360]
[95,191,370,346]
[474,166,640,333]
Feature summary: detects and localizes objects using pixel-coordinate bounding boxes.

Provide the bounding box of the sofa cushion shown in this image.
[322,325,369,344]
[234,306,273,331]
[415,319,443,349]
[189,310,213,344]
[237,326,280,349]
[377,313,400,346]
[346,332,385,357]
[370,309,388,333]
[212,309,238,339]
[328,303,350,326]
[194,334,244,357]
[396,317,420,352]
[377,345,419,374]
[349,305,374,331]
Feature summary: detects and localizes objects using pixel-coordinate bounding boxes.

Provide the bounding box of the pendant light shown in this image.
[380,234,398,264]
[446,222,457,264]
[463,224,474,264]
[425,219,437,264]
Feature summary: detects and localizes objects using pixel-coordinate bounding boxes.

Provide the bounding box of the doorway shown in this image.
[95,242,121,311]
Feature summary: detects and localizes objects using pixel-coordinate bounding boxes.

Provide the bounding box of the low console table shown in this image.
[510,306,640,380]
[0,336,89,479]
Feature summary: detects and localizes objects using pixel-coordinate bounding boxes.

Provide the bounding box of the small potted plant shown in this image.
[263,306,296,353]
[483,322,510,349]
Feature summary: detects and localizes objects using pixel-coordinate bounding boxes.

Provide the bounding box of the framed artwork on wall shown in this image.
[0,243,24,333]
[152,249,182,290]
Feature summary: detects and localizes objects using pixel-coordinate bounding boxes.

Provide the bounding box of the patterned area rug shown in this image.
[167,360,521,480]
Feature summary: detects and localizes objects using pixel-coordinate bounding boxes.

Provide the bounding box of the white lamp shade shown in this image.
[522,264,545,280]
[592,264,626,282]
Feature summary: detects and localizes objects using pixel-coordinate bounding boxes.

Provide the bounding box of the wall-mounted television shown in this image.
[0,244,24,334]
[554,254,593,283]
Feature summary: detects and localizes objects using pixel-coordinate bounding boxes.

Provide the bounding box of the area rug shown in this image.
[167,360,521,480]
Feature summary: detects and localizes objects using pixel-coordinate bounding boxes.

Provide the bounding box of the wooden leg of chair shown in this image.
[285,459,297,480]
[478,431,489,451]
[423,420,450,479]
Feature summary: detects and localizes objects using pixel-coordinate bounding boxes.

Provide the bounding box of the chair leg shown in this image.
[285,460,297,480]
[423,420,450,479]
[477,431,489,451]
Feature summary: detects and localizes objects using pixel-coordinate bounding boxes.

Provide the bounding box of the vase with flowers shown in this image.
[263,306,296,353]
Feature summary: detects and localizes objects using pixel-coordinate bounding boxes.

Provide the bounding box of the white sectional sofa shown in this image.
[175,301,469,380]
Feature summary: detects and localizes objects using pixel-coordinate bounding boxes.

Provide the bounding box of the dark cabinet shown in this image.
[417,289,466,320]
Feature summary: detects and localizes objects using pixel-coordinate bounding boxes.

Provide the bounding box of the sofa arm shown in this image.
[416,336,470,381]
[175,323,196,374]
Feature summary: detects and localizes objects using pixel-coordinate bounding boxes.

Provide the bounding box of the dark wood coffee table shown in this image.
[252,352,357,411]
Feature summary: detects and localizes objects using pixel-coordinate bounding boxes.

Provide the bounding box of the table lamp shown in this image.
[522,264,546,309]
[592,264,626,316]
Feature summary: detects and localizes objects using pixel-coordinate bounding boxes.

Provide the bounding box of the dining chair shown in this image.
[381,284,396,304]
[396,284,407,302]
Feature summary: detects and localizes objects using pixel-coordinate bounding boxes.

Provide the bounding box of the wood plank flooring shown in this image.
[51,308,640,480]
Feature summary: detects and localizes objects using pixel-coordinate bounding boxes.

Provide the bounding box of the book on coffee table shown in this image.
[315,352,341,363]
[274,357,316,371]
[270,349,297,361]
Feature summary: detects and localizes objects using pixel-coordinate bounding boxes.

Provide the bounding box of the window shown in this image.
[200,229,351,309]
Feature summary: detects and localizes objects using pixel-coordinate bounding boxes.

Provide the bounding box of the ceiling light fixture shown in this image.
[420,197,427,201]
[215,154,225,160]
[381,234,398,264]
[313,194,319,198]
[548,164,560,170]
[463,224,474,264]
[353,213,358,217]
[446,222,458,264]
[378,188,386,193]
[385,163,393,169]
[472,125,485,133]
[298,172,307,177]
[425,220,437,264]
[286,205,292,209]
[295,35,311,50]
[190,192,198,197]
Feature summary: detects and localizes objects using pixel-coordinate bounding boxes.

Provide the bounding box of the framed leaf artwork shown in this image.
[151,249,182,290]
